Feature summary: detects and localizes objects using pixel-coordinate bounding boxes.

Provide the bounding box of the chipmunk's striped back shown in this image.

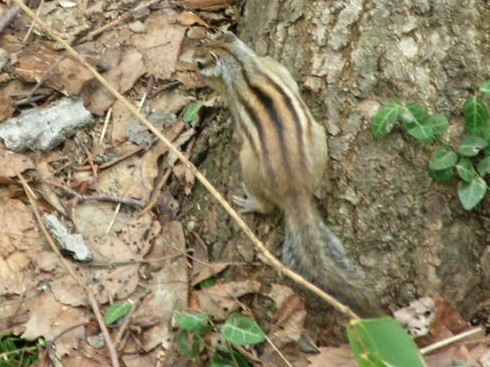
[194,33,383,317]
[193,33,327,207]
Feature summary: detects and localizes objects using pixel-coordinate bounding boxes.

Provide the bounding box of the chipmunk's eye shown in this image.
[196,60,205,70]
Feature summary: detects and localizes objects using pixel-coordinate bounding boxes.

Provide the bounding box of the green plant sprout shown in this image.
[174,311,265,366]
[371,80,490,210]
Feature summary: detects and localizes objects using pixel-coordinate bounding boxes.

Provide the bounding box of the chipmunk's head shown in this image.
[193,32,254,87]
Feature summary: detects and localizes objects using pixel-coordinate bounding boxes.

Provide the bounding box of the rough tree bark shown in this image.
[183,0,490,320]
[238,0,490,313]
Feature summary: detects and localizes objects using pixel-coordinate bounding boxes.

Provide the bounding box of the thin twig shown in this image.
[75,137,98,179]
[51,322,92,343]
[12,0,360,320]
[106,203,121,234]
[47,180,145,208]
[99,107,113,145]
[22,0,44,43]
[81,254,185,268]
[420,327,484,355]
[265,335,294,367]
[18,173,120,367]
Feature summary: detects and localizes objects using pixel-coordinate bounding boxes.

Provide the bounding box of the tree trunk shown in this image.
[234,0,490,315]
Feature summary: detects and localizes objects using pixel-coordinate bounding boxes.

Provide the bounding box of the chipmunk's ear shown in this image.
[193,48,223,77]
[220,32,238,43]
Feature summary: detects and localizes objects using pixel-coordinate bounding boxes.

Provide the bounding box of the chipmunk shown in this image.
[193,32,383,317]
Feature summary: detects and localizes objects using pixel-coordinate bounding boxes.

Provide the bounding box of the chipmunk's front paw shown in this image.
[233,183,273,214]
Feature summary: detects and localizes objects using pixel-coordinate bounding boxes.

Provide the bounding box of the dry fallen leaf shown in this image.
[195,280,262,320]
[264,284,306,350]
[85,47,144,115]
[425,344,481,367]
[191,262,229,286]
[0,148,34,182]
[22,292,88,358]
[176,11,211,28]
[15,42,93,95]
[131,221,188,351]
[129,13,186,79]
[412,295,470,347]
[0,90,15,122]
[307,346,356,367]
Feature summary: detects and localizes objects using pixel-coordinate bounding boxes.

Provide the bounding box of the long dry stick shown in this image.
[12,0,359,321]
[18,174,121,367]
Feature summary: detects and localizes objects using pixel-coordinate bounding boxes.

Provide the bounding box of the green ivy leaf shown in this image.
[347,318,425,367]
[477,156,490,176]
[198,277,216,289]
[104,301,132,325]
[456,158,477,182]
[183,102,204,124]
[429,145,458,170]
[477,126,490,142]
[176,330,203,358]
[458,135,488,157]
[370,102,402,138]
[463,96,489,135]
[457,176,487,210]
[220,313,266,346]
[210,350,251,367]
[175,312,209,332]
[428,167,454,183]
[480,80,490,96]
[400,103,433,142]
[428,114,449,137]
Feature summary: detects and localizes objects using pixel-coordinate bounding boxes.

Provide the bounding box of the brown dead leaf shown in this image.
[191,262,229,286]
[173,161,196,195]
[264,284,306,349]
[307,346,356,367]
[129,13,186,79]
[0,34,25,55]
[22,292,88,358]
[132,221,188,351]
[432,295,468,334]
[57,344,109,367]
[416,295,469,347]
[0,148,34,183]
[177,11,211,28]
[181,0,236,10]
[150,89,193,114]
[425,344,479,367]
[85,47,144,115]
[110,100,138,143]
[195,280,261,320]
[34,157,66,215]
[98,119,187,202]
[0,91,15,122]
[123,349,163,367]
[97,147,157,202]
[52,210,161,305]
[73,202,134,235]
[0,251,33,296]
[0,195,42,255]
[15,42,93,95]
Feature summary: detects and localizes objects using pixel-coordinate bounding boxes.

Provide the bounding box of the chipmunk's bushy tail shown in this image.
[282,195,384,318]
